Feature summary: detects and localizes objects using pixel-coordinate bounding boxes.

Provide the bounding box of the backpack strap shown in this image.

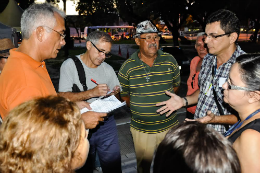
[70,56,88,91]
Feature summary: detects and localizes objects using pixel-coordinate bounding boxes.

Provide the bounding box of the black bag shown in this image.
[70,56,88,92]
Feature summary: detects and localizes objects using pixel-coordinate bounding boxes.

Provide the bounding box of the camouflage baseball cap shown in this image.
[134,20,161,38]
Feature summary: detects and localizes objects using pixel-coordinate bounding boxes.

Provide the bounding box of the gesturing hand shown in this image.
[156,91,184,117]
[185,111,215,124]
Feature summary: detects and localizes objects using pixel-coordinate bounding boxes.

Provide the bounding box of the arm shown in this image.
[58,84,109,102]
[233,129,260,173]
[156,89,200,117]
[173,86,179,93]
[185,110,238,125]
[121,95,130,107]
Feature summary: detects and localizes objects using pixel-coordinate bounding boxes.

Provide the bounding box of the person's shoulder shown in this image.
[101,62,114,70]
[159,50,178,63]
[159,50,172,57]
[191,56,201,63]
[238,128,260,146]
[61,55,80,66]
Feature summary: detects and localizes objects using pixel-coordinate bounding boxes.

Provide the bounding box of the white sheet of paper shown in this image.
[80,95,126,114]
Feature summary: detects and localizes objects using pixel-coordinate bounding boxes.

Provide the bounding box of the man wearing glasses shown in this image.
[157,9,245,135]
[59,31,122,173]
[0,3,66,119]
[118,20,180,173]
[0,3,105,129]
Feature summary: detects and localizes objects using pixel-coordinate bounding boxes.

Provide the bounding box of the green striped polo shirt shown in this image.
[118,49,180,134]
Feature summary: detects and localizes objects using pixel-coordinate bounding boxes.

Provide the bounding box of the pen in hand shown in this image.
[91,79,112,98]
[91,78,99,85]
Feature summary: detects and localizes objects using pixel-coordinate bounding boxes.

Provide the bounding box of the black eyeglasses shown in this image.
[204,32,233,39]
[0,56,8,59]
[43,26,66,39]
[90,41,112,58]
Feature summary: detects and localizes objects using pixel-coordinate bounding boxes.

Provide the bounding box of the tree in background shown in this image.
[76,0,118,26]
[115,0,228,46]
[229,0,260,43]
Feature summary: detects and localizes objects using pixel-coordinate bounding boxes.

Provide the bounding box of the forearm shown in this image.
[184,89,200,106]
[210,114,238,125]
[121,96,130,107]
[58,90,95,102]
[173,86,179,94]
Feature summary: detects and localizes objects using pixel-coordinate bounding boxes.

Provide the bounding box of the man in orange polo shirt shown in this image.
[0,3,106,129]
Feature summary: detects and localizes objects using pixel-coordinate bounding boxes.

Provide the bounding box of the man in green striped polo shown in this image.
[118,20,180,173]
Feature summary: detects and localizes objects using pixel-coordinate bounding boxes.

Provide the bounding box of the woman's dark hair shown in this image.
[206,9,240,38]
[236,53,260,91]
[153,122,241,173]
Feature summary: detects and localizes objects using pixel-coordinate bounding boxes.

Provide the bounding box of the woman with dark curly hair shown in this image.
[0,96,89,173]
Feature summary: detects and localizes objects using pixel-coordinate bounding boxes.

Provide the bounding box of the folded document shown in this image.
[80,95,126,114]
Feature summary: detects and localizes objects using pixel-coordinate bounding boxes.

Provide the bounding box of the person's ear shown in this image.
[135,37,140,46]
[86,41,92,50]
[248,91,260,103]
[35,26,45,42]
[229,32,238,44]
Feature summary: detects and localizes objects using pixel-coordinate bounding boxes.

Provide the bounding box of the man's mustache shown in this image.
[148,43,157,48]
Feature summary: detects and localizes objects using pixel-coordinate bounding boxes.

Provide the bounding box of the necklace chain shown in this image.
[141,61,151,82]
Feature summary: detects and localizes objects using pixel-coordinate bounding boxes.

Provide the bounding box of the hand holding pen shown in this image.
[91,79,110,97]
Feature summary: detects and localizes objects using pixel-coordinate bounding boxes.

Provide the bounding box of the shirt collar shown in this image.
[10,48,45,69]
[131,49,163,63]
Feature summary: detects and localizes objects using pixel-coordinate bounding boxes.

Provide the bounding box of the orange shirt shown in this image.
[186,56,201,114]
[0,49,57,118]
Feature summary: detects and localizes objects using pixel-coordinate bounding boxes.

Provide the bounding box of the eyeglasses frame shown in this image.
[90,41,112,58]
[43,26,66,39]
[204,32,233,39]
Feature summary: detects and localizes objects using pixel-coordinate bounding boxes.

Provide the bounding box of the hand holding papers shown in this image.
[81,95,126,114]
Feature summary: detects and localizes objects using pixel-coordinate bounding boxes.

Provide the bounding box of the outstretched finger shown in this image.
[165,90,175,97]
[156,101,166,107]
[159,108,170,115]
[165,110,174,117]
[185,118,196,122]
[156,105,168,113]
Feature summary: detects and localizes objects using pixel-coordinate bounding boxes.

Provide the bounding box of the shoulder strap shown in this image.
[211,66,229,131]
[70,56,88,91]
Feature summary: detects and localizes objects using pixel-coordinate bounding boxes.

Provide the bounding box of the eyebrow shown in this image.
[206,32,219,35]
[228,77,235,85]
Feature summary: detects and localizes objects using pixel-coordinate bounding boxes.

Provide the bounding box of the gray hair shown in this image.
[86,31,113,45]
[21,3,66,39]
[196,32,205,43]
[236,53,260,91]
